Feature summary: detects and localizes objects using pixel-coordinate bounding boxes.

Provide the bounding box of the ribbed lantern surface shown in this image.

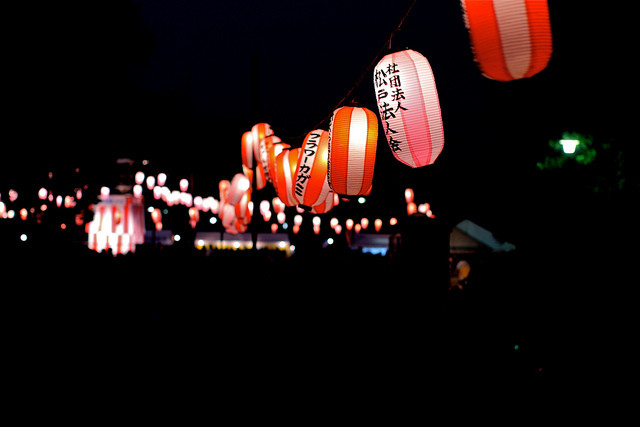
[460,0,552,81]
[328,106,378,196]
[374,48,444,168]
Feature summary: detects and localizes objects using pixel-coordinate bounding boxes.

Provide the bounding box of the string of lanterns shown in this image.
[218,0,551,235]
[2,0,552,251]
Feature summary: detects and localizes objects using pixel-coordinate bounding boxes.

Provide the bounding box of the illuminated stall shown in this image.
[87,194,145,255]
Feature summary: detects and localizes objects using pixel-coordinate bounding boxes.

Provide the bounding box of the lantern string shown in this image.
[282,0,418,145]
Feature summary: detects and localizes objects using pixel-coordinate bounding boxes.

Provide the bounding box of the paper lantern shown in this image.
[328,106,378,196]
[241,131,255,169]
[294,129,332,209]
[274,148,300,207]
[251,122,274,162]
[263,136,289,184]
[374,49,444,167]
[460,0,552,81]
[228,173,251,205]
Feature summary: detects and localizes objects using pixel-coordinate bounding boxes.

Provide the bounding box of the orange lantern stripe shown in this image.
[329,107,378,196]
[461,0,551,81]
[295,129,330,207]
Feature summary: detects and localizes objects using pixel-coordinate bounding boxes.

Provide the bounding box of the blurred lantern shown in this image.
[328,106,378,196]
[262,135,288,183]
[76,188,82,200]
[259,200,271,217]
[334,224,342,235]
[157,173,167,187]
[254,163,267,190]
[64,196,75,208]
[235,193,252,222]
[251,122,274,161]
[189,207,199,228]
[374,49,444,167]
[271,223,279,233]
[228,173,251,205]
[354,223,361,233]
[19,208,28,221]
[277,211,286,224]
[9,189,18,202]
[101,187,110,199]
[219,180,230,204]
[56,195,63,208]
[133,185,143,198]
[38,188,48,200]
[146,176,155,190]
[135,171,144,185]
[407,202,417,216]
[346,218,354,231]
[272,197,285,214]
[241,131,255,169]
[330,217,339,229]
[404,188,414,204]
[360,217,369,230]
[274,148,300,207]
[460,0,552,81]
[374,218,383,232]
[294,215,303,227]
[151,207,162,224]
[180,179,189,192]
[294,129,332,209]
[390,217,398,226]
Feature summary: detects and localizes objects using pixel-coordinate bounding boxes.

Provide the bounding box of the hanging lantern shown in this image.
[251,122,274,162]
[460,0,552,81]
[241,131,255,169]
[228,173,251,205]
[374,49,444,167]
[294,129,332,209]
[404,188,414,204]
[328,106,378,196]
[135,171,145,185]
[273,148,300,207]
[374,218,383,232]
[261,135,288,183]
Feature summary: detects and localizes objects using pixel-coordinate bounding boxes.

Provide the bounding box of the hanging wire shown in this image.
[282,0,418,144]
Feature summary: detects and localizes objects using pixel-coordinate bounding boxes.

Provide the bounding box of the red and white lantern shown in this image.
[328,106,378,196]
[460,0,552,81]
[294,129,332,209]
[374,49,444,167]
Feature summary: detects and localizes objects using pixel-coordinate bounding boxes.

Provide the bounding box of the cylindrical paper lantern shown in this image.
[328,106,378,196]
[228,173,251,205]
[251,122,274,162]
[460,0,552,81]
[241,131,255,169]
[274,148,300,207]
[294,129,331,209]
[374,49,444,167]
[263,136,289,184]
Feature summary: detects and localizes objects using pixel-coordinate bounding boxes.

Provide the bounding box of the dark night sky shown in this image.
[2,0,634,240]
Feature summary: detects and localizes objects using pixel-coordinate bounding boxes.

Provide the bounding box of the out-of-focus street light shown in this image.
[560,139,579,154]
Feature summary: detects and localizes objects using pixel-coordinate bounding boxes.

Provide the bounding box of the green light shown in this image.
[513,344,519,350]
[560,139,579,154]
[358,197,366,204]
